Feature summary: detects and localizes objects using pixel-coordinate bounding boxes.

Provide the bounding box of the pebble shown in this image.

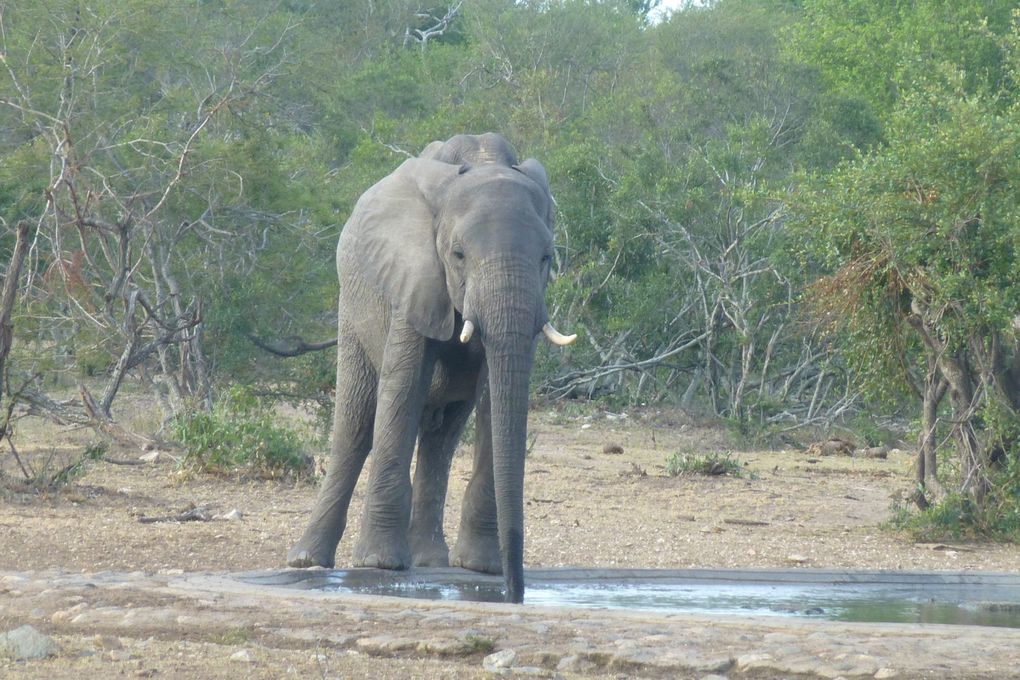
[0,624,59,660]
[230,648,255,663]
[483,648,517,673]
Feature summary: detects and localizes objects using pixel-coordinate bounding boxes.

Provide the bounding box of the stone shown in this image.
[0,624,59,660]
[230,648,255,663]
[874,669,899,679]
[736,652,774,672]
[483,648,517,673]
[216,508,243,521]
[51,602,89,624]
[138,450,161,463]
[355,635,418,654]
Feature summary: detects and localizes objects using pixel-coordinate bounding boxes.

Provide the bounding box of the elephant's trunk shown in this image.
[472,256,541,603]
[486,349,532,603]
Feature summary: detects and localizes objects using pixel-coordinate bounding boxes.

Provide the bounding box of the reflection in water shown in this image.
[250,569,1020,629]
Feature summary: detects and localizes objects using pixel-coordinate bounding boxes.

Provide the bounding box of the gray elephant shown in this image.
[287,133,574,603]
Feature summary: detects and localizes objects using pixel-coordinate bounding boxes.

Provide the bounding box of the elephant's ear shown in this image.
[346,157,460,341]
[514,159,555,231]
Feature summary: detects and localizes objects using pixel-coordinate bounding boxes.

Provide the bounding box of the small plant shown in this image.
[211,625,254,646]
[666,449,743,477]
[172,385,312,477]
[461,634,495,655]
[49,441,108,486]
[2,438,107,491]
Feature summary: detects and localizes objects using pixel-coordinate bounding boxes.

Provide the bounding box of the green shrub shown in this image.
[172,386,312,477]
[891,466,1020,542]
[666,450,743,477]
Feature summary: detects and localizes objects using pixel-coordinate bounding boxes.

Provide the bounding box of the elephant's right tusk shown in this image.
[460,320,475,343]
[542,322,577,346]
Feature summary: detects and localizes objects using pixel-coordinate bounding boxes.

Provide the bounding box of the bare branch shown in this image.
[248,333,337,358]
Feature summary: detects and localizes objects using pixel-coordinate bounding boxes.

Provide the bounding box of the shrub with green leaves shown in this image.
[666,450,743,477]
[891,475,1020,543]
[172,386,311,477]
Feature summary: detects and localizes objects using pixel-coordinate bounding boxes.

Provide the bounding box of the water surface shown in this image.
[245,567,1020,628]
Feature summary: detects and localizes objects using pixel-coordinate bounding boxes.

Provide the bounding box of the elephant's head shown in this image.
[345,135,573,602]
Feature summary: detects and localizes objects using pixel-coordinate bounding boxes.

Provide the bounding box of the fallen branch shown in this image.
[247,333,337,357]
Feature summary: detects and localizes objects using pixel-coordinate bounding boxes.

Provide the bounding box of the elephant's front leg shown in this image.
[353,322,436,570]
[450,380,502,574]
[410,399,474,567]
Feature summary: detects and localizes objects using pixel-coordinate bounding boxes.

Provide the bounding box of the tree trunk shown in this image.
[915,362,947,508]
[1,222,32,402]
[939,353,988,505]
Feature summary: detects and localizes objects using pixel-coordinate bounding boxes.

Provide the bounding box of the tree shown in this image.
[0,2,326,431]
[792,64,1020,509]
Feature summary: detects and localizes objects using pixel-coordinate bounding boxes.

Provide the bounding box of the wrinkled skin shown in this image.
[287,133,563,603]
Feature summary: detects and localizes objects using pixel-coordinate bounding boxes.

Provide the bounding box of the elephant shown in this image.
[287,133,575,603]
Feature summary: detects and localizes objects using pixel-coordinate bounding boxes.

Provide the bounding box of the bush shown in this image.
[891,464,1020,542]
[665,449,743,477]
[172,386,312,477]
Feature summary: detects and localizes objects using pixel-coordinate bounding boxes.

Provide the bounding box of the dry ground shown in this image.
[2,401,1019,678]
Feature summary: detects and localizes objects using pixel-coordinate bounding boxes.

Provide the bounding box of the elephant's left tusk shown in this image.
[460,320,475,343]
[543,322,576,346]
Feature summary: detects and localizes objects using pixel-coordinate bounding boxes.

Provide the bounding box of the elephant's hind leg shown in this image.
[410,399,474,567]
[287,336,376,569]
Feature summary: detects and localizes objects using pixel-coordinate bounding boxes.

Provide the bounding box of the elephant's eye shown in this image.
[541,254,551,265]
[453,249,465,261]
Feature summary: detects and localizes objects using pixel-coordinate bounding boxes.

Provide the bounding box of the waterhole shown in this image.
[245,568,1020,628]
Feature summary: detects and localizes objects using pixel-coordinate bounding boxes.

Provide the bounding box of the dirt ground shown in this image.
[2,402,1019,678]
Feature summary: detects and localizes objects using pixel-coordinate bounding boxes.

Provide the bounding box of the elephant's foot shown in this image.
[411,535,450,568]
[352,532,411,570]
[450,533,502,575]
[286,540,336,569]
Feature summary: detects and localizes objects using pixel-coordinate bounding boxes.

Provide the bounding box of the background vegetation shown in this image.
[2,1,1018,528]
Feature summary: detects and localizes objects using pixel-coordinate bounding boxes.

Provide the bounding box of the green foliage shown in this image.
[665,449,743,477]
[787,0,1016,121]
[172,386,311,477]
[846,415,900,448]
[892,475,1020,542]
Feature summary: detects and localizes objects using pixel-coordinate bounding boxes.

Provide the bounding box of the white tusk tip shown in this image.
[459,320,474,344]
[542,323,577,346]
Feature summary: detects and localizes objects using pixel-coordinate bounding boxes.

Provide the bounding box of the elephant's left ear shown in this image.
[514,159,555,231]
[348,158,460,341]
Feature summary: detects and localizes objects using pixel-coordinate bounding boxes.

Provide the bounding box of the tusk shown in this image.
[543,322,577,346]
[460,319,475,343]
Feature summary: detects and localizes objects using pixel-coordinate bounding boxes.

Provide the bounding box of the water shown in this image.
[245,567,1020,628]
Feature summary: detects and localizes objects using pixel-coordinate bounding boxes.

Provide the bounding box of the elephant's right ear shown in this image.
[344,158,460,341]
